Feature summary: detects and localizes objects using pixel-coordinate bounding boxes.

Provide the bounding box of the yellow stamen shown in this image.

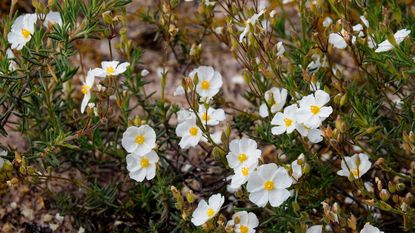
[241,167,249,176]
[106,66,115,75]
[351,168,359,178]
[238,153,248,163]
[240,225,249,233]
[206,208,215,217]
[201,80,210,90]
[310,105,320,115]
[189,127,198,136]
[81,85,90,95]
[135,135,145,144]
[21,28,31,39]
[140,157,150,168]
[284,118,293,127]
[264,180,274,191]
[202,112,210,121]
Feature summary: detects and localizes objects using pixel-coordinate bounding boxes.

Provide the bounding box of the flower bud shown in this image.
[379,189,390,201]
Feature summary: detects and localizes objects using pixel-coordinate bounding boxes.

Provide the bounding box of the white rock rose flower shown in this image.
[190,66,223,100]
[337,153,372,179]
[229,161,258,189]
[271,104,298,135]
[328,30,348,49]
[7,13,38,50]
[126,150,159,182]
[259,87,288,118]
[80,69,97,113]
[177,108,195,123]
[307,225,323,233]
[296,90,333,129]
[239,10,265,42]
[226,138,261,170]
[360,223,384,233]
[191,193,224,226]
[375,29,411,53]
[198,105,225,126]
[295,123,323,143]
[247,163,293,207]
[226,211,259,233]
[94,61,130,77]
[176,119,202,149]
[121,125,157,155]
[43,12,62,27]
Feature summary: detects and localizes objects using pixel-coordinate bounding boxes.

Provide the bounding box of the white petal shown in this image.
[249,190,268,207]
[268,189,290,207]
[328,33,347,49]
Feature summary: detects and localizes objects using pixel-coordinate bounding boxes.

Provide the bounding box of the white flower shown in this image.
[271,104,298,135]
[328,31,348,49]
[176,119,202,149]
[198,105,225,126]
[226,138,261,170]
[126,150,159,182]
[7,13,38,50]
[190,66,223,100]
[247,163,293,207]
[226,211,259,233]
[337,153,371,179]
[201,131,223,145]
[276,42,285,56]
[307,225,323,233]
[6,49,17,71]
[259,87,288,117]
[239,10,265,42]
[94,61,130,77]
[229,162,257,189]
[296,123,323,143]
[296,90,333,129]
[80,69,96,113]
[322,17,333,27]
[291,154,305,182]
[360,223,383,233]
[375,29,411,53]
[43,12,62,27]
[121,125,157,155]
[0,149,7,169]
[177,108,195,123]
[191,194,224,226]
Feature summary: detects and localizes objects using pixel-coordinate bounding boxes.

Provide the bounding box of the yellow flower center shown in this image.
[284,118,293,127]
[240,225,249,233]
[351,168,359,178]
[202,112,210,121]
[106,66,115,75]
[189,127,198,136]
[135,135,145,144]
[264,180,274,191]
[238,153,248,163]
[81,85,90,95]
[206,208,215,217]
[201,80,210,90]
[310,105,320,115]
[140,157,150,168]
[241,167,249,176]
[21,28,31,39]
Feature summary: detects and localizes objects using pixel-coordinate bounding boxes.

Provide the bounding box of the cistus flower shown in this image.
[43,11,62,27]
[198,105,226,126]
[247,163,293,207]
[328,30,348,49]
[239,10,265,42]
[191,193,224,226]
[176,119,202,149]
[307,225,323,233]
[226,138,261,170]
[259,87,288,118]
[80,69,96,113]
[121,125,157,155]
[7,14,38,50]
[126,150,159,182]
[226,211,259,233]
[291,154,305,183]
[176,108,195,123]
[296,90,333,129]
[229,162,258,189]
[360,223,384,233]
[271,104,298,135]
[295,123,323,143]
[94,61,130,77]
[190,66,223,100]
[375,29,411,53]
[337,153,372,180]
